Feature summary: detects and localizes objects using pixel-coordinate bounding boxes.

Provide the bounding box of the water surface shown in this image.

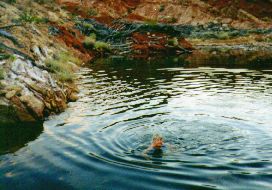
[1,56,272,190]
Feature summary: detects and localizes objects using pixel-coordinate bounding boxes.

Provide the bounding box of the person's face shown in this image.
[152,138,164,149]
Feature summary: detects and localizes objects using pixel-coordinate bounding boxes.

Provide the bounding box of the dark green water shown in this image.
[1,55,272,190]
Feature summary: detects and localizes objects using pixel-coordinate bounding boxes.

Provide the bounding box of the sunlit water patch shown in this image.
[1,57,272,190]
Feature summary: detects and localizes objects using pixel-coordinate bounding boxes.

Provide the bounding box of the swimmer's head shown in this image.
[152,134,164,149]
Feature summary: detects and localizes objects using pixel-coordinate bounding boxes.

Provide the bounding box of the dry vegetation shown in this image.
[46,51,81,82]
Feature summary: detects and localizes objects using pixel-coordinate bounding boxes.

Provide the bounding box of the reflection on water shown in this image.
[0,122,43,155]
[1,55,272,190]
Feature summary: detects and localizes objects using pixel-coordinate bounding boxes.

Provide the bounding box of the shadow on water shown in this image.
[0,122,43,155]
[90,52,272,80]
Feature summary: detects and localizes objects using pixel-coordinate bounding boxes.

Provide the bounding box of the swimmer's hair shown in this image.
[152,134,163,141]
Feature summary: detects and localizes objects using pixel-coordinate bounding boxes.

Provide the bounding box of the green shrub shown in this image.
[82,23,95,30]
[217,32,230,40]
[89,33,96,40]
[0,54,16,61]
[265,36,272,43]
[83,33,96,47]
[144,19,158,26]
[94,41,111,52]
[159,5,165,12]
[168,37,179,46]
[19,11,48,23]
[7,0,16,4]
[169,17,178,23]
[194,31,231,40]
[87,8,98,17]
[33,0,54,4]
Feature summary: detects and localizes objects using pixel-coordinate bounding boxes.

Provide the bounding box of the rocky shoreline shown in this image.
[0,50,79,124]
[0,0,271,125]
[0,1,82,125]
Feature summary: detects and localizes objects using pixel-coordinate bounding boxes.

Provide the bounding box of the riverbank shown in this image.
[0,0,271,125]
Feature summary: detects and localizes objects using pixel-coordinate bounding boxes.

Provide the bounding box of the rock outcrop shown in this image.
[0,0,81,125]
[0,50,78,123]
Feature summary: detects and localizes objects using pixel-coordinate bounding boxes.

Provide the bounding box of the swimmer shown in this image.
[143,134,167,158]
[151,134,164,150]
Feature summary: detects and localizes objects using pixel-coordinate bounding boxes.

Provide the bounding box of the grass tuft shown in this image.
[0,68,5,80]
[94,41,111,52]
[83,33,96,47]
[45,51,81,82]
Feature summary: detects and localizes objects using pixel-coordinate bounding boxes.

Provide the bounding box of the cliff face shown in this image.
[57,0,272,51]
[58,0,272,28]
[205,0,272,19]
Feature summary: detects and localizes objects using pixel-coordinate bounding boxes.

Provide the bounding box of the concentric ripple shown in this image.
[1,57,272,190]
